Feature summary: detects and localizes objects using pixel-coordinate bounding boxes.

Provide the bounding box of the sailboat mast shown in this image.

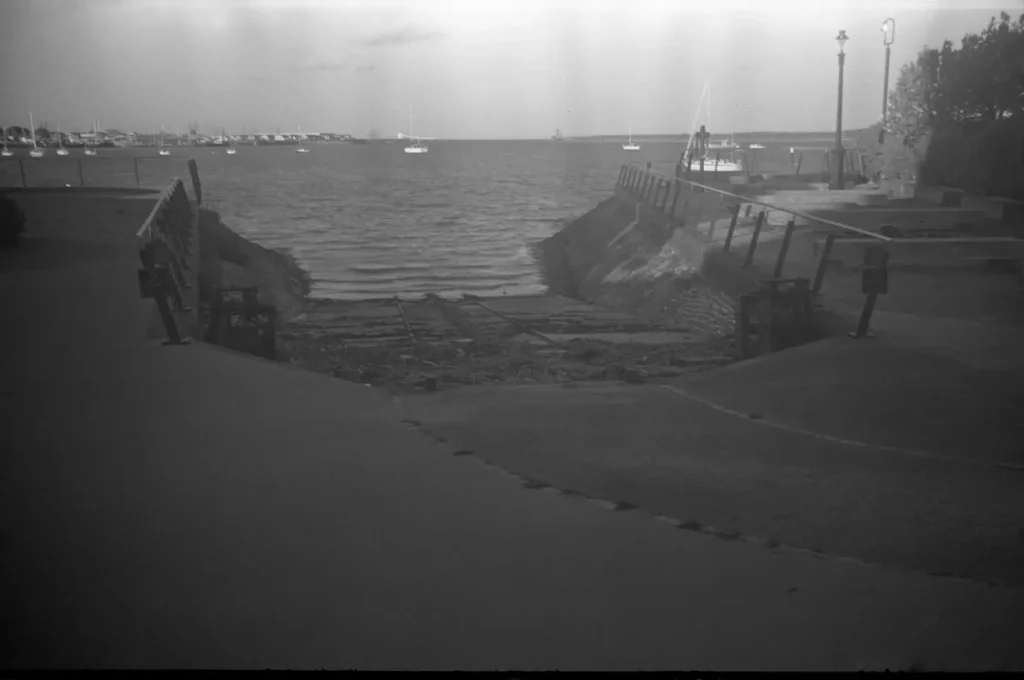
[29,111,36,148]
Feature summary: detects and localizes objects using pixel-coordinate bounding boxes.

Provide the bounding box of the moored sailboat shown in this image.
[28,112,44,158]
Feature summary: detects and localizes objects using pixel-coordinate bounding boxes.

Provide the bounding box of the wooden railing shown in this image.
[136,176,199,344]
[1,155,187,190]
[616,163,891,293]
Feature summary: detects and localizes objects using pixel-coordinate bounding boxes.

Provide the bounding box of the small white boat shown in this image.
[157,126,171,155]
[295,125,310,153]
[402,108,430,154]
[55,125,69,155]
[749,143,766,149]
[226,147,237,155]
[226,127,237,154]
[83,119,99,155]
[28,112,44,157]
[622,125,640,151]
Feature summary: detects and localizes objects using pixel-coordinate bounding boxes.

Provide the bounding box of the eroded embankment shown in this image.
[538,187,738,333]
[197,207,311,320]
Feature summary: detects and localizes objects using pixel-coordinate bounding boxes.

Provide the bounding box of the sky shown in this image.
[0,0,1017,138]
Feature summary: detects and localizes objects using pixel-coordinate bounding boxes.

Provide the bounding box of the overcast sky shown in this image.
[0,0,1014,138]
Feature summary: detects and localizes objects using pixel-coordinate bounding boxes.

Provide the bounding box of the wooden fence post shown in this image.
[811,234,836,294]
[743,210,767,267]
[723,203,741,253]
[773,219,797,278]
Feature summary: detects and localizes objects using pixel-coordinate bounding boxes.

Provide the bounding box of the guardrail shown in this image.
[616,163,891,295]
[1,154,185,189]
[136,176,199,345]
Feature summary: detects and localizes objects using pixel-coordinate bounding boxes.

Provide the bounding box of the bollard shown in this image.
[77,159,85,186]
[723,203,741,253]
[19,159,27,187]
[811,234,836,294]
[133,157,140,187]
[743,210,767,268]
[772,220,797,278]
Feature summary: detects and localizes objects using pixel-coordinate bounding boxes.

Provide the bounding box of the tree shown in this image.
[878,12,1024,178]
[34,127,51,141]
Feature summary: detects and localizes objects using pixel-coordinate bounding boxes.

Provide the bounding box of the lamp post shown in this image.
[879,19,896,144]
[832,30,849,190]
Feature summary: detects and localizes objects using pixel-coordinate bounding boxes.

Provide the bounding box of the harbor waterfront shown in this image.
[0,137,833,300]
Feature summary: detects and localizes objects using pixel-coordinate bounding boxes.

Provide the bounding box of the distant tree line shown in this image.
[863,12,1024,196]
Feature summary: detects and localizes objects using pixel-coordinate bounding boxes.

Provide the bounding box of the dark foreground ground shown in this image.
[2,191,1024,671]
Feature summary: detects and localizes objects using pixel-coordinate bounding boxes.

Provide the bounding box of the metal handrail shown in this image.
[629,164,891,242]
[136,178,184,238]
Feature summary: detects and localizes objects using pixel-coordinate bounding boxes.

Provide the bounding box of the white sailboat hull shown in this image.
[158,149,171,156]
[1,150,13,157]
[29,149,44,158]
[84,149,97,156]
[404,145,428,154]
[226,148,237,155]
[622,143,640,151]
[697,159,743,173]
[56,148,69,156]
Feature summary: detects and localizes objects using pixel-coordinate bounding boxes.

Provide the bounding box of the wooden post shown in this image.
[743,210,767,268]
[133,157,140,187]
[773,219,797,278]
[659,180,671,213]
[744,204,752,218]
[795,151,803,176]
[617,165,626,186]
[811,234,836,294]
[650,179,661,206]
[849,293,878,339]
[631,167,640,191]
[669,180,681,218]
[77,159,85,186]
[646,176,658,204]
[737,293,752,357]
[723,203,741,253]
[706,197,721,242]
[19,159,27,187]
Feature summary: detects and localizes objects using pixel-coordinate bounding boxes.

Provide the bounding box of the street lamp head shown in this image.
[836,30,849,54]
[882,18,895,46]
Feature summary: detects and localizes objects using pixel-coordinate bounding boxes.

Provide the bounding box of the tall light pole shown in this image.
[879,19,896,144]
[832,30,849,190]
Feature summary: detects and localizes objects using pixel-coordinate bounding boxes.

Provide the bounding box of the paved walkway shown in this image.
[3,193,1024,671]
